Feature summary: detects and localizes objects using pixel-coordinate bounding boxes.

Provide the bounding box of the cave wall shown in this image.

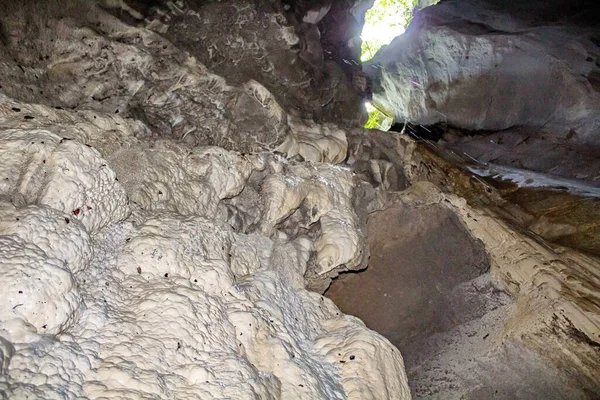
[0,1,414,398]
[0,0,370,150]
[337,131,600,397]
[0,0,598,398]
[366,0,600,147]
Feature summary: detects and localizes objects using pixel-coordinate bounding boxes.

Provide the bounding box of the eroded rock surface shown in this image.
[0,0,599,398]
[0,1,410,399]
[330,130,600,398]
[366,0,600,183]
[0,97,410,399]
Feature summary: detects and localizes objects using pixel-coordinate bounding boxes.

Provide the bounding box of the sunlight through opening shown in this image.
[360,0,417,62]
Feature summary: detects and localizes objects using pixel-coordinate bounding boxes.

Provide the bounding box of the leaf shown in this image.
[360,0,422,62]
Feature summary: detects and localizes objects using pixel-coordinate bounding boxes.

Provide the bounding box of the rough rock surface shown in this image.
[366,0,600,183]
[0,1,410,399]
[1,0,600,398]
[0,95,409,399]
[329,131,600,398]
[367,0,600,141]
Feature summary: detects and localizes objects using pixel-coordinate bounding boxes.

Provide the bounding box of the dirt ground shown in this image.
[325,201,597,399]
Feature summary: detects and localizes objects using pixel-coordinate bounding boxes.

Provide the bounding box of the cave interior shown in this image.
[0,0,599,399]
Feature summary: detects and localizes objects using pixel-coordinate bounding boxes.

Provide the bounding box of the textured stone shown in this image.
[366,0,600,146]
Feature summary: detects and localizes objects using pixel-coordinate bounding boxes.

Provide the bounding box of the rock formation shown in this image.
[366,0,600,182]
[0,0,598,399]
[0,1,408,398]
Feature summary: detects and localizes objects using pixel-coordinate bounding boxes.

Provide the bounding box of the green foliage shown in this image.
[360,0,419,62]
[361,0,442,129]
[364,108,382,130]
[361,36,387,63]
[365,0,417,31]
[364,102,394,131]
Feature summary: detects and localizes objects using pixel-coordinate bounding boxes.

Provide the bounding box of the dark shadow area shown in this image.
[389,121,447,142]
[325,202,494,349]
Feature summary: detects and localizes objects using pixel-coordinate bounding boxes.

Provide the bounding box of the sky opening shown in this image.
[360,0,416,62]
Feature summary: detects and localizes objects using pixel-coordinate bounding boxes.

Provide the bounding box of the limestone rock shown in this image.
[0,2,409,398]
[366,0,600,146]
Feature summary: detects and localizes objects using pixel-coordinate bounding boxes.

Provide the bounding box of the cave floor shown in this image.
[325,200,596,399]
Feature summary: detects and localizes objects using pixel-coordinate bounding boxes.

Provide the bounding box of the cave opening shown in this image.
[360,0,417,130]
[360,0,415,62]
[360,0,443,133]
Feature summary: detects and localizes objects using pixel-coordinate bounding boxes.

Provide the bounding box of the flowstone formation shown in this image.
[329,131,600,398]
[1,0,600,398]
[0,1,409,398]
